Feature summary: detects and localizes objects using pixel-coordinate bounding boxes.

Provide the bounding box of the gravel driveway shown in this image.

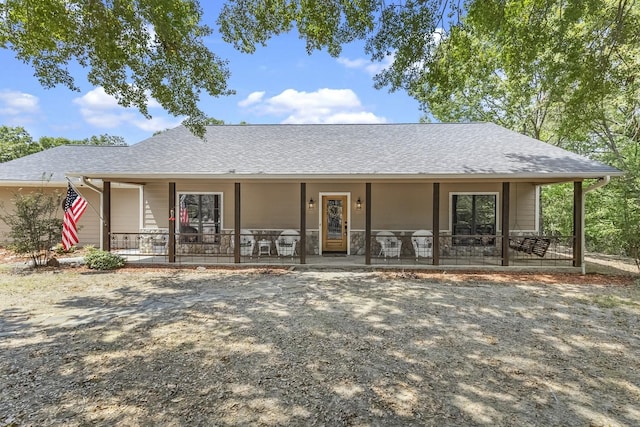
[1,268,639,426]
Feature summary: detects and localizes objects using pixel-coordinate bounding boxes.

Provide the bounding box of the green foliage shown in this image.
[405,1,639,144]
[0,0,232,138]
[78,134,127,146]
[540,184,573,238]
[0,126,40,162]
[404,0,640,257]
[219,0,377,56]
[1,126,128,163]
[0,188,63,266]
[53,242,76,255]
[84,248,125,270]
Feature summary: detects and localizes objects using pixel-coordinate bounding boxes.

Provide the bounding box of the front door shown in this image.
[322,195,348,253]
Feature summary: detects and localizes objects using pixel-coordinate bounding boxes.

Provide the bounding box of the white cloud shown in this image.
[337,57,370,69]
[337,27,443,77]
[0,89,40,116]
[240,88,387,124]
[282,111,386,125]
[238,91,265,107]
[431,27,445,46]
[73,87,121,110]
[73,87,179,132]
[133,116,182,132]
[337,54,395,76]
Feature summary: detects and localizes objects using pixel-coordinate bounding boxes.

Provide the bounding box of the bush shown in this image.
[84,249,125,270]
[0,188,62,266]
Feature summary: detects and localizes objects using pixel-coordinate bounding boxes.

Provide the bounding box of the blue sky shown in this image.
[0,8,423,145]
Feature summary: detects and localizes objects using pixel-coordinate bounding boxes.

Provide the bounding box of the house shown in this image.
[0,123,622,270]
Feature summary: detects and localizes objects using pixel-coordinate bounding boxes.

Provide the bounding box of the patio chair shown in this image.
[231,229,255,257]
[412,229,433,260]
[376,231,402,259]
[276,229,299,257]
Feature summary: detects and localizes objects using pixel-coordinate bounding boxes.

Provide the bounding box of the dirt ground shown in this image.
[1,253,639,426]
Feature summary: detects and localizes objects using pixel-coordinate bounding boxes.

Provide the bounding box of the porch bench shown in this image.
[509,237,551,257]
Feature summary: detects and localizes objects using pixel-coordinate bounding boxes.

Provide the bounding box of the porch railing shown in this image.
[110,230,574,267]
[110,230,303,264]
[369,232,575,266]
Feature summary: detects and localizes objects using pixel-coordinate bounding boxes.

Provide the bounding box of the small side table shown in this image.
[258,239,271,256]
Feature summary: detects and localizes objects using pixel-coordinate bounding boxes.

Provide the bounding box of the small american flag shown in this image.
[179,195,189,224]
[62,184,88,250]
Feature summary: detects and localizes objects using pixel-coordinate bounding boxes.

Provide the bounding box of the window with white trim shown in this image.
[178,193,222,237]
[452,194,496,245]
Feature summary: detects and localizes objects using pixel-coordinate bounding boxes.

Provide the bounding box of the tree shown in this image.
[0,125,40,162]
[1,126,129,162]
[0,187,63,266]
[0,1,478,137]
[402,0,640,256]
[1,0,233,137]
[79,134,127,146]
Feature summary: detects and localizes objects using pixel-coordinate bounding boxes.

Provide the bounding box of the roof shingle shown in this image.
[0,123,622,182]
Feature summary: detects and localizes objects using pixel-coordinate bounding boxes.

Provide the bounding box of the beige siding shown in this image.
[370,183,433,230]
[0,187,17,243]
[242,183,299,229]
[137,180,539,234]
[112,187,141,233]
[77,189,101,246]
[143,182,168,229]
[511,183,537,231]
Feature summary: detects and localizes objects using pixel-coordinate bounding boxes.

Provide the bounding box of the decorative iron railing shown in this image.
[110,230,574,267]
[368,232,575,266]
[110,230,304,264]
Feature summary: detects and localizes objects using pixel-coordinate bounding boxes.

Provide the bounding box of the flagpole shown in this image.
[65,177,106,225]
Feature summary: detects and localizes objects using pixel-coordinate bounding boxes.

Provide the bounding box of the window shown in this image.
[452,194,496,245]
[178,193,222,237]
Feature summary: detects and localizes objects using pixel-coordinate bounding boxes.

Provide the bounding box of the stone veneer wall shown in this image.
[176,229,231,255]
[138,228,168,254]
[351,231,366,255]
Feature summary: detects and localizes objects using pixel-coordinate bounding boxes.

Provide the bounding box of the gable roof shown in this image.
[0,123,622,183]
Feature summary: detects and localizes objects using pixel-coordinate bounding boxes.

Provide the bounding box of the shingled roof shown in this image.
[0,145,128,184]
[1,123,622,183]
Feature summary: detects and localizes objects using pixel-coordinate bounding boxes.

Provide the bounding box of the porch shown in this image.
[101,180,585,271]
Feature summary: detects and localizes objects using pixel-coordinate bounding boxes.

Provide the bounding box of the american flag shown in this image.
[179,195,189,224]
[62,184,88,250]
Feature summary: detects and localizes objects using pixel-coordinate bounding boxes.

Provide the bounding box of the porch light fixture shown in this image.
[308,198,315,209]
[356,197,362,210]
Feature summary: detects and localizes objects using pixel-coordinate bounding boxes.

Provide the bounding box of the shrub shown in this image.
[84,249,125,270]
[0,188,62,266]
